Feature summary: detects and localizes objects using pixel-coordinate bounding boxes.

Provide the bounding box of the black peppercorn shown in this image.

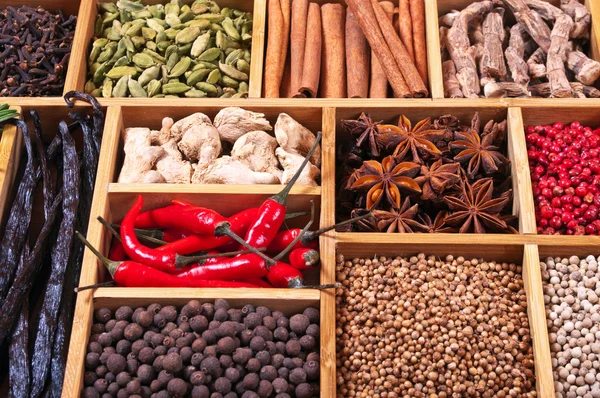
[255,306,271,318]
[153,355,165,372]
[241,391,259,398]
[83,386,100,398]
[276,317,289,329]
[150,379,162,393]
[271,354,285,369]
[153,314,166,329]
[201,303,215,319]
[202,330,217,345]
[201,356,221,378]
[92,323,105,334]
[190,315,209,333]
[239,329,253,346]
[94,378,109,394]
[220,355,233,368]
[86,352,101,369]
[305,324,319,339]
[282,358,296,370]
[275,342,287,355]
[180,346,193,364]
[162,322,177,335]
[115,340,131,356]
[169,328,183,340]
[162,353,183,373]
[96,365,109,378]
[127,359,139,374]
[217,336,236,355]
[182,300,202,318]
[262,316,276,331]
[162,336,175,348]
[241,304,255,315]
[147,303,162,314]
[105,373,116,383]
[183,365,196,380]
[214,299,230,310]
[255,350,271,366]
[257,379,273,398]
[88,341,103,355]
[154,345,167,357]
[191,353,204,367]
[253,326,273,342]
[110,327,125,341]
[167,378,188,397]
[132,308,144,323]
[233,347,252,364]
[228,309,243,323]
[285,340,301,357]
[137,311,154,327]
[132,340,148,355]
[203,345,217,357]
[306,352,319,363]
[289,367,307,385]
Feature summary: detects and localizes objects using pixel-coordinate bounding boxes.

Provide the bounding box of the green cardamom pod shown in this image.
[142,49,166,64]
[100,2,118,13]
[113,56,130,67]
[123,36,135,53]
[184,88,207,98]
[166,52,180,72]
[220,91,233,98]
[162,82,192,94]
[211,23,224,32]
[125,22,143,36]
[132,53,155,68]
[97,45,116,63]
[89,39,108,63]
[186,68,210,86]
[186,18,210,29]
[221,75,239,88]
[146,79,162,97]
[138,65,161,86]
[201,13,225,23]
[165,2,180,17]
[219,62,248,81]
[194,61,217,70]
[131,36,146,48]
[221,17,240,41]
[225,49,242,65]
[148,5,163,19]
[146,41,157,51]
[102,79,113,98]
[161,65,169,84]
[128,78,148,97]
[206,69,221,84]
[179,10,194,23]
[190,32,211,58]
[105,66,138,80]
[165,14,181,27]
[121,10,132,22]
[165,44,178,60]
[215,30,226,50]
[117,0,144,12]
[106,27,122,41]
[191,4,208,14]
[103,12,120,25]
[146,18,165,33]
[112,75,129,97]
[243,49,251,63]
[220,7,233,18]
[195,82,217,96]
[168,78,180,84]
[84,80,96,94]
[90,62,101,74]
[91,88,103,97]
[175,25,201,44]
[238,81,249,93]
[164,27,180,40]
[153,94,166,98]
[198,47,221,61]
[156,41,170,52]
[95,17,103,36]
[141,27,156,40]
[132,10,152,19]
[236,59,250,74]
[169,56,191,77]
[93,62,112,85]
[179,43,193,55]
[232,91,248,99]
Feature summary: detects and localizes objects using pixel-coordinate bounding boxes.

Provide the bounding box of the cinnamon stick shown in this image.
[280,49,293,97]
[409,0,428,87]
[370,0,428,97]
[297,3,321,98]
[369,1,394,98]
[398,0,415,62]
[547,14,573,97]
[264,0,286,97]
[345,0,411,98]
[290,0,309,94]
[320,4,346,98]
[345,9,370,98]
[393,7,400,34]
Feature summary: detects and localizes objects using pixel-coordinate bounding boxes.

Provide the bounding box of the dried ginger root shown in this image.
[447,1,494,97]
[274,113,321,167]
[481,8,507,79]
[192,156,280,185]
[276,148,320,187]
[527,48,547,79]
[524,0,562,21]
[178,121,222,163]
[118,127,166,184]
[505,24,530,86]
[150,117,174,146]
[156,139,192,184]
[502,0,552,51]
[231,131,282,182]
[547,14,574,98]
[440,27,463,98]
[484,81,529,98]
[439,10,460,27]
[567,51,600,86]
[214,107,273,144]
[170,113,213,141]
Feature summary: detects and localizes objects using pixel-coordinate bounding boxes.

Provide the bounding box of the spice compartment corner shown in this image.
[65,0,266,100]
[0,105,22,228]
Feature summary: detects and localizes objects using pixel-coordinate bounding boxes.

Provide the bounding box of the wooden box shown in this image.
[0,106,21,228]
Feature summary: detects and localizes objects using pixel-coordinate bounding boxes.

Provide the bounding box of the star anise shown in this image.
[433,114,461,132]
[341,113,383,156]
[349,208,380,232]
[376,115,445,164]
[443,179,511,233]
[449,128,510,180]
[349,156,421,210]
[414,159,461,200]
[418,211,458,233]
[372,198,426,233]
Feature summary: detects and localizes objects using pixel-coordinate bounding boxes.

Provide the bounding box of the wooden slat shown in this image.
[522,244,554,398]
[63,0,95,94]
[249,0,267,98]
[0,106,22,229]
[426,0,444,99]
[507,107,536,234]
[108,183,320,196]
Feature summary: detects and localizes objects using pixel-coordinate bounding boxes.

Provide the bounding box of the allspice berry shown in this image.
[106,354,126,374]
[166,378,187,397]
[295,383,313,398]
[272,377,288,393]
[289,315,309,335]
[217,337,236,355]
[162,353,183,373]
[214,377,232,394]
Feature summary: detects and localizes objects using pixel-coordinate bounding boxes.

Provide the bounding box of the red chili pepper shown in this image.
[108,239,128,261]
[289,248,320,270]
[175,254,269,281]
[121,196,179,272]
[156,208,259,255]
[161,228,190,242]
[172,199,196,207]
[241,278,273,288]
[135,204,225,234]
[266,262,307,288]
[76,232,258,288]
[267,229,319,252]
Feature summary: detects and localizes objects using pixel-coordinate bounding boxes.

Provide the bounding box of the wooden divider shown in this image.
[0,106,21,228]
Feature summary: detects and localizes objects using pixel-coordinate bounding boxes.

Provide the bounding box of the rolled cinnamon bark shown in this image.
[369,1,394,98]
[398,0,415,62]
[346,10,370,98]
[280,49,293,97]
[410,0,428,87]
[393,7,400,34]
[264,0,286,97]
[297,3,322,98]
[290,0,309,94]
[320,4,346,98]
[346,0,411,98]
[370,0,428,97]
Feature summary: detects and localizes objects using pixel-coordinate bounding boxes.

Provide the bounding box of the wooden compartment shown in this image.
[334,237,554,397]
[430,0,600,101]
[333,104,537,235]
[65,0,266,99]
[0,0,84,97]
[105,104,324,195]
[0,106,21,228]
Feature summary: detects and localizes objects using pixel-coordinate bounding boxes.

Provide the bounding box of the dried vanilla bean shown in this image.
[547,14,574,97]
[484,81,529,98]
[505,24,530,86]
[481,8,507,79]
[447,1,494,98]
[560,0,590,39]
[527,47,547,79]
[566,50,600,85]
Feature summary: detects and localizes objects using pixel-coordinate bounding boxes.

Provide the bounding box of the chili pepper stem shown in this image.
[102,218,168,246]
[273,201,314,261]
[301,212,374,245]
[74,281,117,293]
[285,210,311,219]
[271,131,322,205]
[214,222,277,266]
[289,281,342,289]
[75,231,120,277]
[110,223,165,240]
[98,216,121,243]
[175,248,266,268]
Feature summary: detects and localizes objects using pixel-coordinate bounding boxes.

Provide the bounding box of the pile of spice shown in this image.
[337,112,516,234]
[0,92,104,397]
[541,255,600,397]
[0,6,76,97]
[85,0,252,98]
[440,0,600,98]
[336,253,535,397]
[526,121,600,235]
[83,300,320,397]
[117,108,321,186]
[264,0,427,98]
